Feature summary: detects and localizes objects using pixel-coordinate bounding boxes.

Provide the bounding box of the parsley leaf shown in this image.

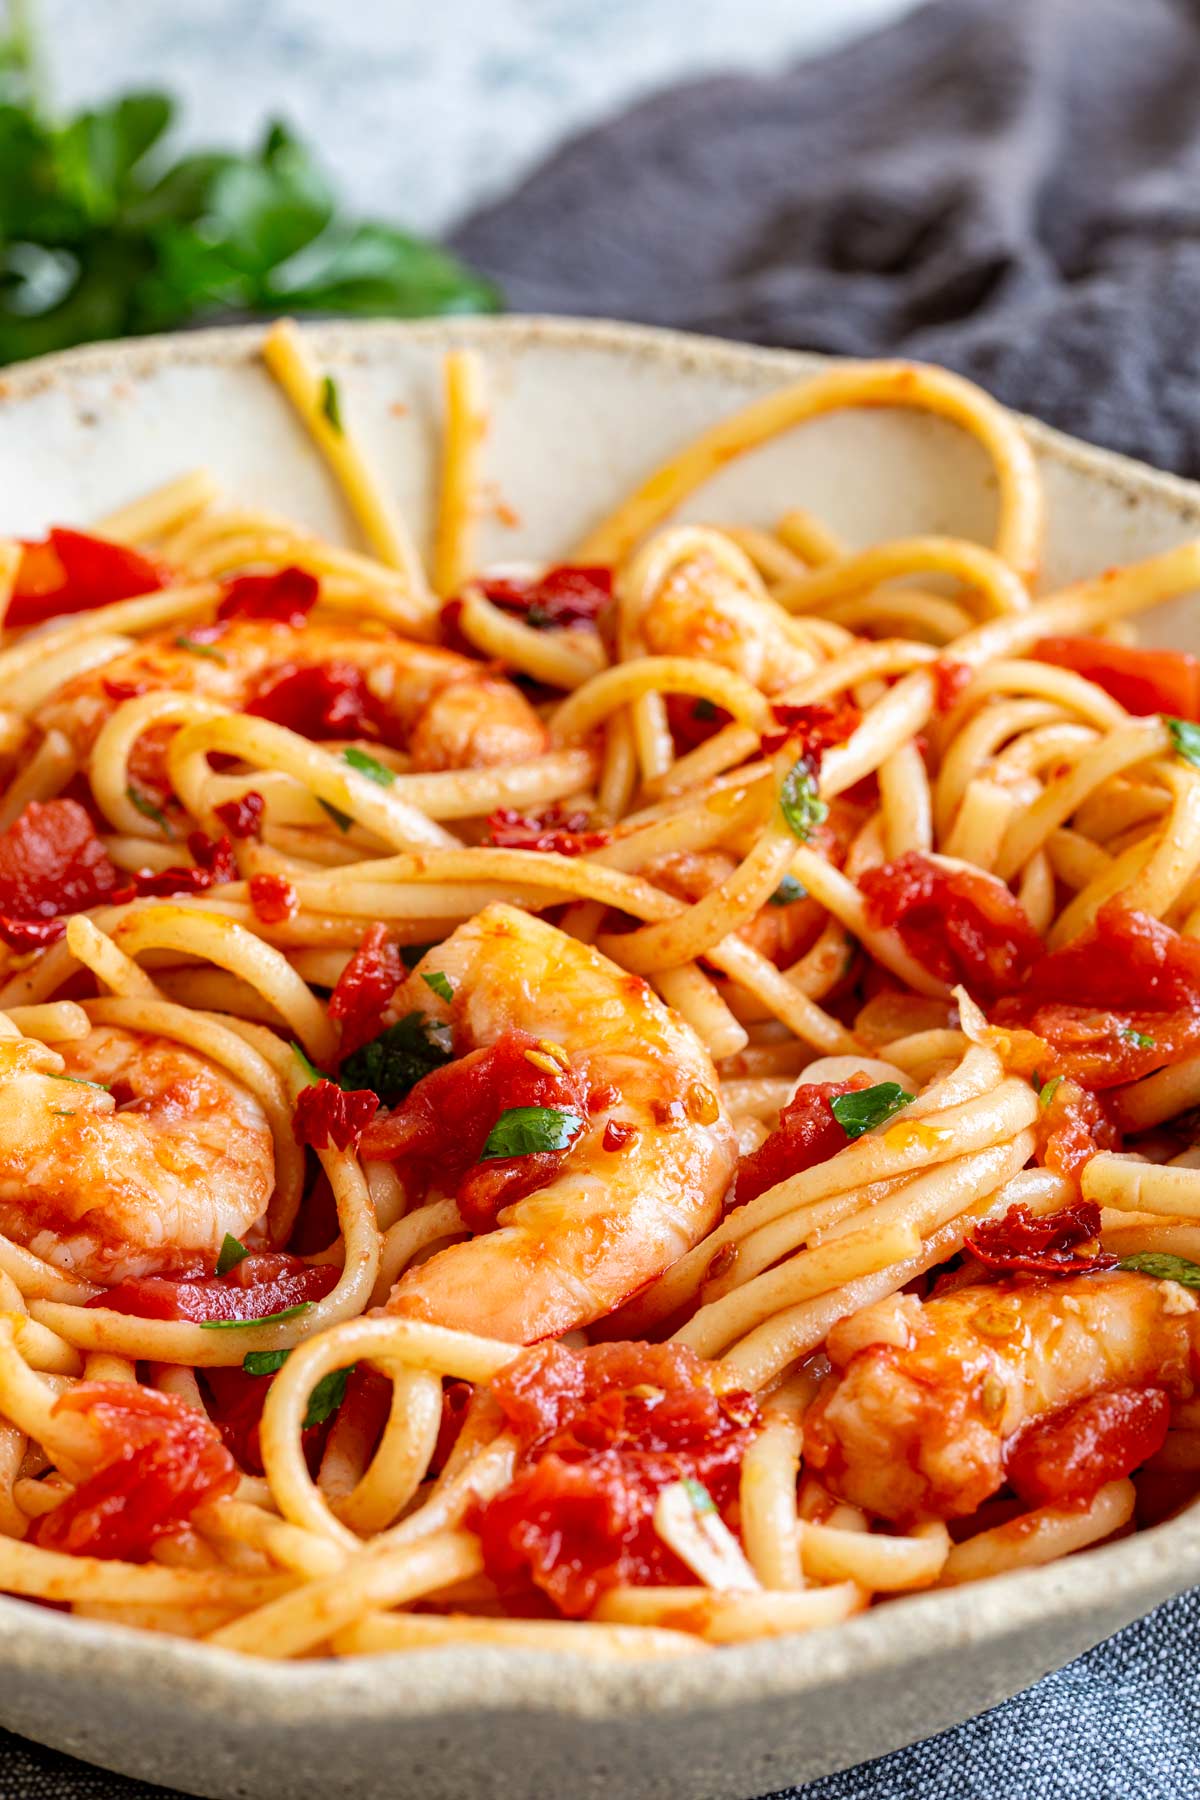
[1118,1025,1156,1050]
[215,1232,249,1276]
[692,698,718,722]
[342,745,395,787]
[830,1081,914,1140]
[1166,716,1200,769]
[50,1073,110,1091]
[681,1477,717,1514]
[242,1349,289,1376]
[1117,1251,1200,1289]
[126,782,175,838]
[479,1105,583,1160]
[198,1301,313,1331]
[291,1041,329,1087]
[1038,1075,1063,1107]
[780,760,828,842]
[239,1349,355,1427]
[174,634,226,663]
[421,970,453,1003]
[318,798,354,833]
[339,1011,453,1106]
[320,373,342,432]
[768,874,806,907]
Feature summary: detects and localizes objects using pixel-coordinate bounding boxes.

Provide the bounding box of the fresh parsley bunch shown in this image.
[0,12,499,364]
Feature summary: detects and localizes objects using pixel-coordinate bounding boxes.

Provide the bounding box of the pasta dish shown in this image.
[0,326,1199,1660]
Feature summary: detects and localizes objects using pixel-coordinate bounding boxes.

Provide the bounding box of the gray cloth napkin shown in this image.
[452,0,1200,478]
[8,0,1200,1793]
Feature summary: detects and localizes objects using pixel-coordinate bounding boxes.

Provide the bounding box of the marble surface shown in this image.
[38,0,923,233]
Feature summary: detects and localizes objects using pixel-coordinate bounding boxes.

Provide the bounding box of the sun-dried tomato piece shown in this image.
[293,1078,379,1152]
[0,914,68,951]
[761,698,861,759]
[31,1381,236,1562]
[246,662,374,739]
[9,530,166,629]
[214,791,266,840]
[861,851,1043,999]
[965,1199,1117,1276]
[216,566,318,627]
[328,922,405,1056]
[478,565,612,629]
[95,1253,339,1323]
[732,1074,871,1207]
[249,872,298,924]
[486,806,611,856]
[0,798,127,926]
[1006,1385,1170,1506]
[131,832,237,898]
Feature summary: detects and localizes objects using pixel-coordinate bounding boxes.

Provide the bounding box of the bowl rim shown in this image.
[1,312,1199,1725]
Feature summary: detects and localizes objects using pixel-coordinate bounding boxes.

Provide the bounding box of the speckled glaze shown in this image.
[1,317,1199,1800]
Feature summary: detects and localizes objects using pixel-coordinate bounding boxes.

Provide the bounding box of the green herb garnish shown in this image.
[1118,1026,1156,1050]
[216,1232,249,1276]
[342,745,395,788]
[1038,1075,1063,1107]
[242,1349,290,1377]
[1166,717,1200,768]
[0,36,498,369]
[291,1041,329,1087]
[681,1477,717,1514]
[479,1104,583,1160]
[50,1073,110,1091]
[48,1107,74,1116]
[779,759,828,842]
[829,1081,914,1141]
[318,798,354,833]
[1117,1252,1200,1289]
[421,970,453,1003]
[339,1011,453,1106]
[768,874,806,907]
[198,1301,313,1331]
[239,1350,355,1427]
[126,783,175,838]
[692,698,719,722]
[174,634,226,663]
[320,373,342,432]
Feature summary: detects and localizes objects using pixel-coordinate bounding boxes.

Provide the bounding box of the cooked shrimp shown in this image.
[639,549,810,694]
[804,1271,1198,1521]
[644,849,825,967]
[367,903,737,1343]
[0,1026,274,1283]
[34,618,547,773]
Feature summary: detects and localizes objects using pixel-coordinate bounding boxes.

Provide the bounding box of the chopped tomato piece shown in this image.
[931,658,973,714]
[249,872,298,924]
[328,923,406,1056]
[965,1200,1116,1276]
[0,798,127,926]
[663,693,732,752]
[860,852,1042,998]
[997,902,1200,1016]
[486,806,610,856]
[1006,1386,1170,1507]
[1001,1004,1199,1090]
[246,662,375,740]
[1034,636,1200,721]
[761,698,861,759]
[9,530,165,629]
[131,831,236,898]
[359,1028,589,1232]
[732,1074,871,1207]
[1037,1077,1121,1182]
[216,566,318,627]
[31,1382,235,1561]
[472,1340,759,1616]
[293,1079,379,1152]
[94,1252,339,1323]
[477,565,612,629]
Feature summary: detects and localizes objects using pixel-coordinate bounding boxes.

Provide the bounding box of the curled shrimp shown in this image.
[635,544,810,695]
[35,618,547,775]
[363,903,737,1343]
[804,1270,1198,1521]
[0,1026,274,1282]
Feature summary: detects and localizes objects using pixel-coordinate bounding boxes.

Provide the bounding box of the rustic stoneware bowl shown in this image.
[1,318,1199,1800]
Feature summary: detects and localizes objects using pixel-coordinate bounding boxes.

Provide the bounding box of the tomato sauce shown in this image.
[472,1340,759,1616]
[31,1382,236,1561]
[359,1028,589,1232]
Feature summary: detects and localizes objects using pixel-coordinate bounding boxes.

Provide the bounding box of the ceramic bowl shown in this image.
[1,317,1199,1800]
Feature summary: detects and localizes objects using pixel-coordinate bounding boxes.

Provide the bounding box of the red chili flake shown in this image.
[214,791,266,840]
[965,1200,1117,1276]
[246,662,374,740]
[931,659,973,714]
[0,914,68,951]
[328,922,405,1056]
[30,1381,236,1562]
[132,832,237,898]
[486,806,611,856]
[1005,1386,1170,1507]
[9,530,166,630]
[602,1119,638,1152]
[216,566,318,627]
[761,698,862,759]
[293,1078,380,1152]
[249,872,298,924]
[478,564,612,630]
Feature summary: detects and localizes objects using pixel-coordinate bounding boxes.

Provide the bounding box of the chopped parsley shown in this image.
[198,1301,314,1331]
[126,783,175,838]
[780,759,828,842]
[480,1105,584,1160]
[174,635,227,663]
[768,874,806,907]
[318,798,354,833]
[830,1081,914,1141]
[1118,1026,1156,1050]
[1117,1251,1200,1289]
[320,374,343,433]
[1038,1075,1063,1107]
[342,746,395,788]
[339,1011,453,1106]
[421,970,453,1002]
[1166,716,1200,768]
[215,1233,250,1276]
